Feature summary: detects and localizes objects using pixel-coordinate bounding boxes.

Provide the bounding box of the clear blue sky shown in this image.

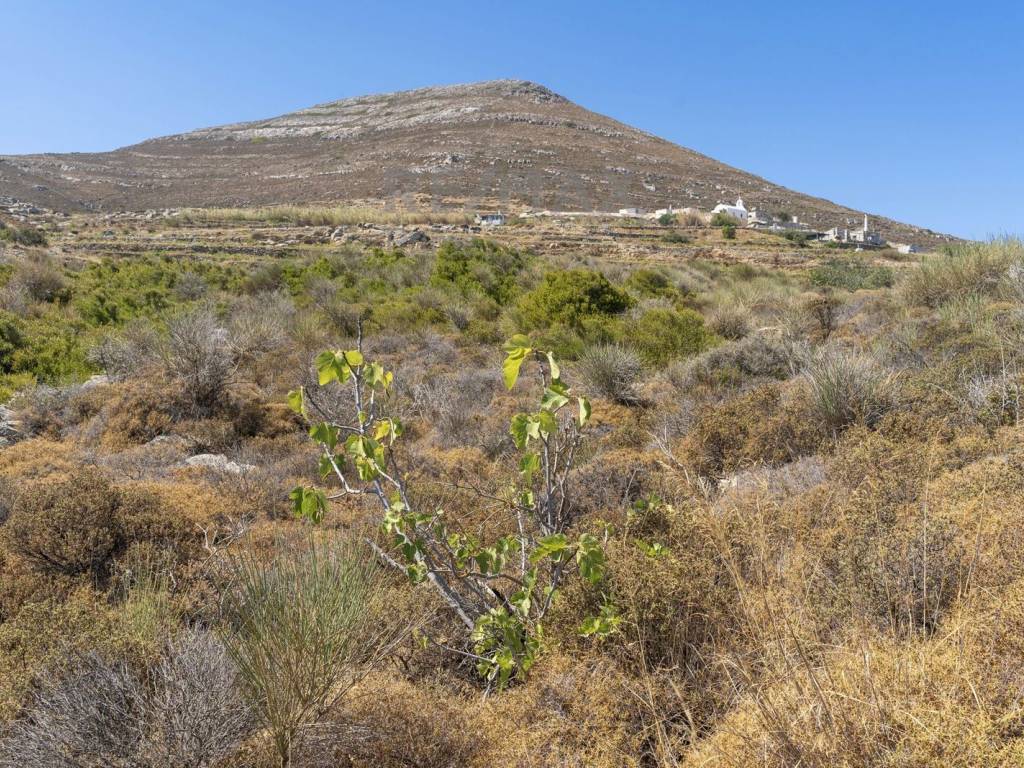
[4,0,1022,239]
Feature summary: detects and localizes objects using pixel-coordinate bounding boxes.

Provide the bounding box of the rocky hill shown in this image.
[0,79,949,246]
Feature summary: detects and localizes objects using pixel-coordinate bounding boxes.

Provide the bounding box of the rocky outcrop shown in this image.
[0,405,22,448]
[183,453,256,475]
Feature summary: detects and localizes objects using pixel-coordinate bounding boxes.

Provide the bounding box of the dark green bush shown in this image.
[710,212,737,228]
[431,239,527,303]
[810,258,894,291]
[518,269,632,332]
[0,311,26,373]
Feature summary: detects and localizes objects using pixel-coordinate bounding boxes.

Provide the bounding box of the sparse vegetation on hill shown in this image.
[0,79,952,249]
[0,216,1021,766]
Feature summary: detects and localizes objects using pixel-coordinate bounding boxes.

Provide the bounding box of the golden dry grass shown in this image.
[187,204,474,227]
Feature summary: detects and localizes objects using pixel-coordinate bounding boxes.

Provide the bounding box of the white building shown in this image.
[747,207,771,227]
[618,207,645,217]
[848,215,884,246]
[476,212,506,226]
[711,197,748,223]
[822,215,883,246]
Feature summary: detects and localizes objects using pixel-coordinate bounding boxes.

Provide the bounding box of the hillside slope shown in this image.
[0,79,948,246]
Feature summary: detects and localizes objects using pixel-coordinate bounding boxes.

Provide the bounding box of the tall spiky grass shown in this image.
[576,343,644,405]
[802,348,896,435]
[901,237,1024,308]
[220,536,390,767]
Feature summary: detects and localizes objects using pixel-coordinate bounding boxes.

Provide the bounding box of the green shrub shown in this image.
[0,226,48,247]
[660,231,690,244]
[721,223,736,240]
[782,230,812,247]
[431,239,528,303]
[657,213,678,226]
[518,269,632,332]
[72,257,238,325]
[368,292,449,333]
[710,212,736,228]
[810,258,894,291]
[0,311,25,373]
[627,307,714,367]
[624,269,680,300]
[8,313,95,382]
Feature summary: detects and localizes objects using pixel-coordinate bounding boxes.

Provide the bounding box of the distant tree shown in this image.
[722,223,737,240]
[710,212,737,228]
[783,230,811,247]
[657,212,678,226]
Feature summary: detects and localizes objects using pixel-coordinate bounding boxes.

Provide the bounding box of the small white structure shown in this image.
[618,207,645,217]
[895,243,922,254]
[711,197,748,223]
[654,205,676,218]
[476,212,506,226]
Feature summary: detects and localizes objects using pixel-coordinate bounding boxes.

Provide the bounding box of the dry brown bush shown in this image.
[667,333,799,393]
[318,674,478,768]
[0,588,139,720]
[9,380,112,440]
[678,383,823,479]
[91,378,178,448]
[706,301,752,340]
[0,630,253,768]
[7,254,67,303]
[2,470,122,577]
[164,307,236,414]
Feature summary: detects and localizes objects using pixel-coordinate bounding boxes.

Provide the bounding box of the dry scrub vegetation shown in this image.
[1,231,1024,766]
